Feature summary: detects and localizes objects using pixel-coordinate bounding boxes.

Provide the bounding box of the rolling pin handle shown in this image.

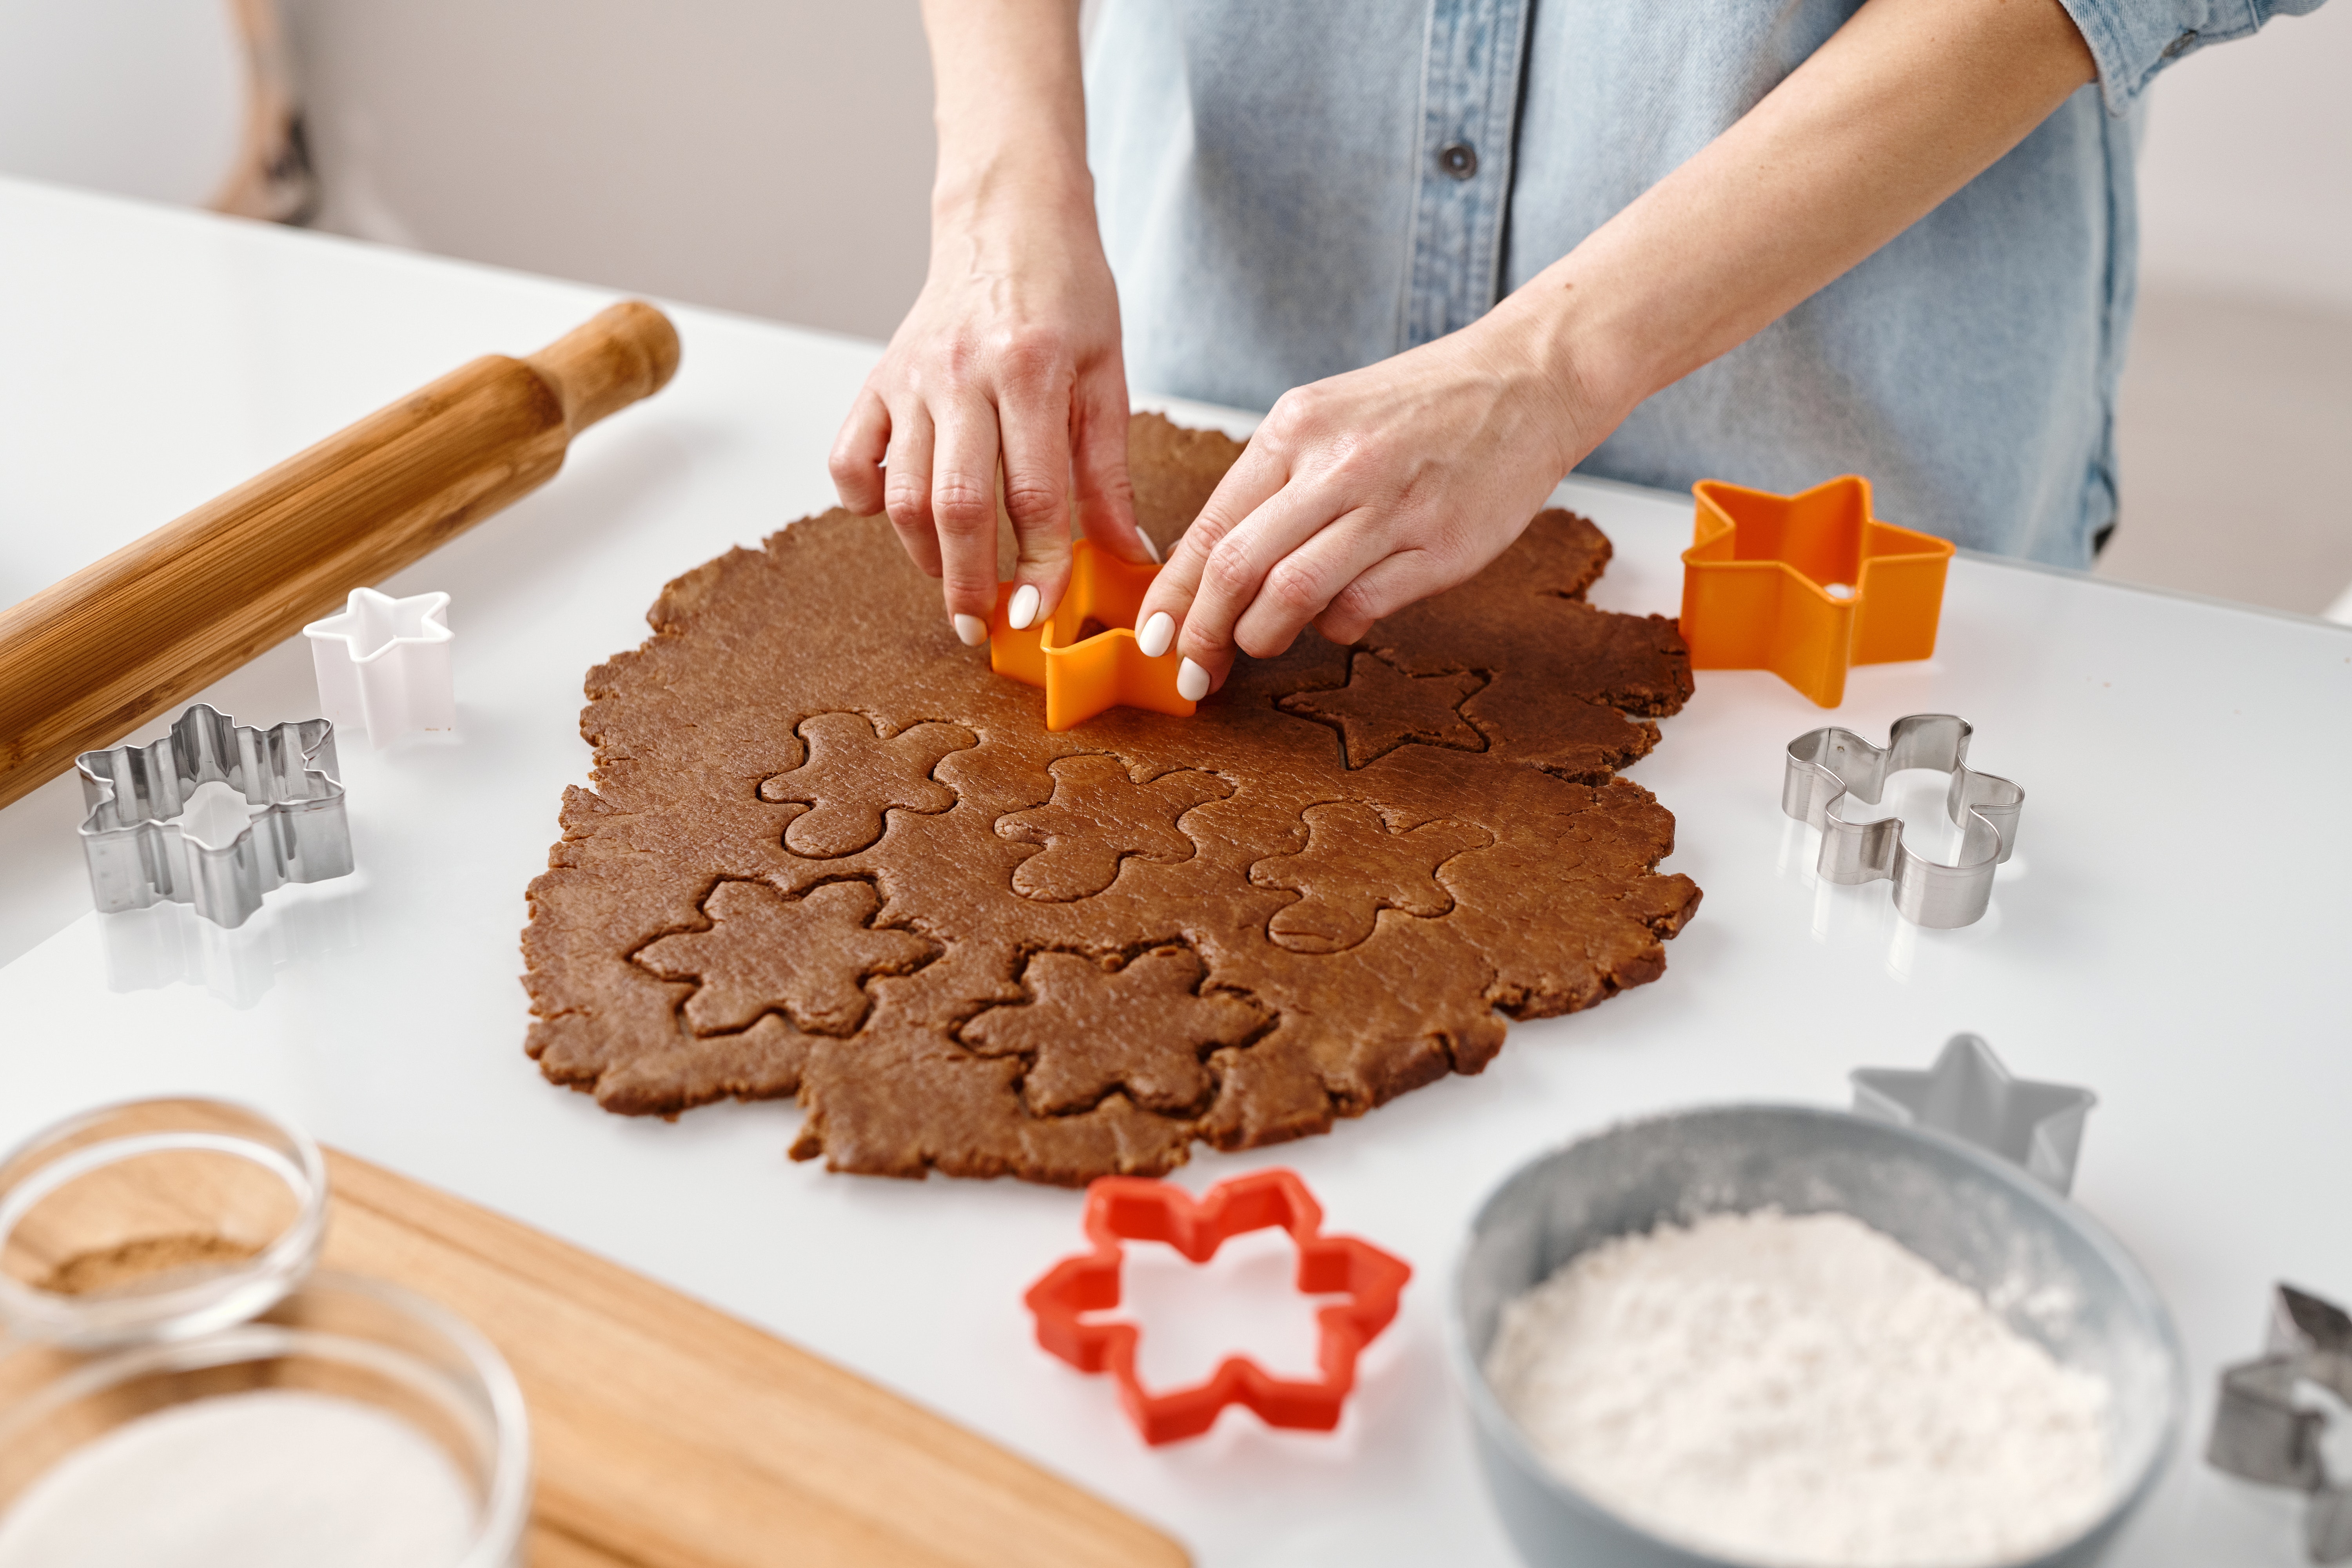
[523,300,682,436]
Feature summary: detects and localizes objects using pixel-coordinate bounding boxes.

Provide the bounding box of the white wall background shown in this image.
[0,0,244,208]
[2136,0,2352,315]
[269,0,2352,336]
[287,0,938,343]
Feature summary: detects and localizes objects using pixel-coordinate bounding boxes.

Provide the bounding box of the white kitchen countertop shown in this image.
[2,174,2347,1566]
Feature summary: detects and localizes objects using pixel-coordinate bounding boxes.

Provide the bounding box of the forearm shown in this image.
[921,0,1094,230]
[835,0,1143,636]
[1502,0,2098,433]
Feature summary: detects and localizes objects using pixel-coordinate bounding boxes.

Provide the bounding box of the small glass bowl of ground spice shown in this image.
[1450,1105,2185,1568]
[0,1096,327,1349]
[0,1098,529,1568]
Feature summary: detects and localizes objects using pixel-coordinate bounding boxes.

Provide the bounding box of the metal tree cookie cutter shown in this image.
[1783,712,2024,929]
[989,539,1195,731]
[1024,1167,1411,1445]
[1679,475,1955,707]
[76,702,355,929]
[2209,1284,2352,1563]
[304,586,455,747]
[1851,1033,2096,1194]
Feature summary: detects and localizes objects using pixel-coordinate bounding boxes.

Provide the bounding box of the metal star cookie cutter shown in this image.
[1784,712,2024,929]
[303,586,455,748]
[989,539,1195,731]
[1024,1167,1411,1445]
[1850,1033,2096,1194]
[76,703,355,929]
[2207,1284,2352,1563]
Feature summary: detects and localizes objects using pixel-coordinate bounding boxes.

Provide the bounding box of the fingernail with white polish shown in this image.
[1177,657,1211,701]
[953,613,988,646]
[1007,583,1040,631]
[1139,532,1162,564]
[1138,611,1175,658]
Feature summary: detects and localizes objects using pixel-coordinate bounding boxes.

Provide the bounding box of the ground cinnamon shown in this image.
[43,1233,260,1295]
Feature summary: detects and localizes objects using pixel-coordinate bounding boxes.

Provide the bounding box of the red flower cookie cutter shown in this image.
[1024,1168,1412,1445]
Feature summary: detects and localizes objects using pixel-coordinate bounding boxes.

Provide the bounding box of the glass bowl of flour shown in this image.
[1451,1104,2183,1568]
[0,1100,530,1568]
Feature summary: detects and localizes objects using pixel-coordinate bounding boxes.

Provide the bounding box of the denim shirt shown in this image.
[1086,0,2325,566]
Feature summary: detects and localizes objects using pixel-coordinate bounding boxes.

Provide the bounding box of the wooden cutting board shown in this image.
[313,1149,1187,1568]
[1,1146,1184,1566]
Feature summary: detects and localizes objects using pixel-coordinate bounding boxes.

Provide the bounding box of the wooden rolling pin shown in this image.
[0,300,681,810]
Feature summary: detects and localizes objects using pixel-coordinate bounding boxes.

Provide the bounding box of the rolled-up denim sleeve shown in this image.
[2060,0,2332,113]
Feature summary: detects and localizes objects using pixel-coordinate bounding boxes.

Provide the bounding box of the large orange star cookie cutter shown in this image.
[1679,475,1955,708]
[1023,1168,1412,1445]
[989,539,1195,731]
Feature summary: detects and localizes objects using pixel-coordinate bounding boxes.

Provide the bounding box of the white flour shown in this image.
[0,1389,476,1568]
[1485,1209,2111,1567]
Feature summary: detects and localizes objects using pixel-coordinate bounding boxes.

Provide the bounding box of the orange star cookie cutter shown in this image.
[1679,475,1955,708]
[989,539,1194,731]
[1023,1168,1412,1445]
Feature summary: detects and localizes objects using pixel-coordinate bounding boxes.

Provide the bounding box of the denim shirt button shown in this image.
[2162,29,2198,57]
[1438,140,1479,179]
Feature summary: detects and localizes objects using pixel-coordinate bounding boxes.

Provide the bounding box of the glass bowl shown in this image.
[0,1270,531,1568]
[0,1097,326,1350]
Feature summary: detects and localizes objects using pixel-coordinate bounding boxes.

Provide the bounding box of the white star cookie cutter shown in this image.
[1850,1032,2096,1194]
[303,587,454,748]
[77,703,355,929]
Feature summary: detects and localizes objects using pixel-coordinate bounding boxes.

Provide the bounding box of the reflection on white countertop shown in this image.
[1,173,2348,1567]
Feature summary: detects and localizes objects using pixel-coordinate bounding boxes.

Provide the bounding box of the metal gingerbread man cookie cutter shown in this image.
[76,703,356,929]
[2209,1285,2352,1564]
[1782,712,2024,929]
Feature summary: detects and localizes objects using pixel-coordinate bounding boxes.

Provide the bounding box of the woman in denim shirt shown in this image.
[832,0,2323,699]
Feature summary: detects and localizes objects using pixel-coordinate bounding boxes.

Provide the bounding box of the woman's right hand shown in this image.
[829,186,1152,646]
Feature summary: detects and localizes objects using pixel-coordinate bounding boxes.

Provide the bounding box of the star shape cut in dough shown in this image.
[1276,650,1486,768]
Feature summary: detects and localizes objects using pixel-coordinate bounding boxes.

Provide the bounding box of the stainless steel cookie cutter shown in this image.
[76,703,355,929]
[1782,713,2024,929]
[2209,1284,2352,1563]
[1851,1033,2096,1195]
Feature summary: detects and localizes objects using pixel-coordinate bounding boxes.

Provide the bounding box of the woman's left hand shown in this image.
[1131,318,1597,697]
